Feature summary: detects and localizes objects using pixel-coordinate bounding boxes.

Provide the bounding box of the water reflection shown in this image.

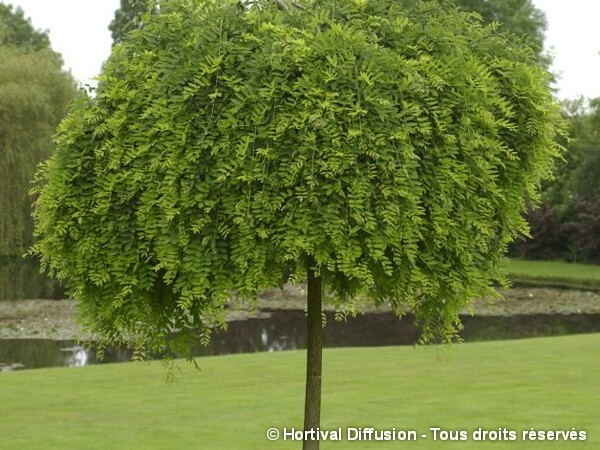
[0,362,25,372]
[60,346,89,367]
[1,310,599,371]
[0,339,133,370]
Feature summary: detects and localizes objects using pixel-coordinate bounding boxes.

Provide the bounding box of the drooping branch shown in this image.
[273,0,289,10]
[290,1,307,10]
[273,0,306,11]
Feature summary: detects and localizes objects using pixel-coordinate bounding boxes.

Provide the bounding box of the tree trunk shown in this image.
[303,258,323,450]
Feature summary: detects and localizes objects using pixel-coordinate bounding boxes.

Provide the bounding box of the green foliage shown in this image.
[453,0,547,64]
[400,0,548,66]
[513,99,600,263]
[109,0,157,45]
[0,3,53,53]
[32,0,564,356]
[0,4,76,256]
[0,47,77,256]
[546,98,600,204]
[0,258,64,300]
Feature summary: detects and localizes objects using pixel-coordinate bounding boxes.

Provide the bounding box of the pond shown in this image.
[1,309,599,371]
[2,258,599,371]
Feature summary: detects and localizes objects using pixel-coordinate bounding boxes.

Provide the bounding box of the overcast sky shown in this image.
[4,0,600,100]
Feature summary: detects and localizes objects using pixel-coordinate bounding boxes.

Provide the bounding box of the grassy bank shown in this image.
[506,259,600,291]
[1,334,598,449]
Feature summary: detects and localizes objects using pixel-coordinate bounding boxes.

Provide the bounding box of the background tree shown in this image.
[401,0,548,67]
[0,6,77,257]
[551,98,600,203]
[454,0,547,63]
[513,98,600,262]
[0,3,52,51]
[32,0,563,448]
[109,0,157,45]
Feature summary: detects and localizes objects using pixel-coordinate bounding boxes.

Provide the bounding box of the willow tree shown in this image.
[0,4,76,257]
[31,0,563,448]
[0,47,76,256]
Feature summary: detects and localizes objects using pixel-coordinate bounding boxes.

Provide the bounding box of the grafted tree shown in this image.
[32,0,564,448]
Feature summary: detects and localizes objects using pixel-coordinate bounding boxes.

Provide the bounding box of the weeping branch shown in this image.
[274,0,289,10]
[290,1,307,10]
[273,0,306,10]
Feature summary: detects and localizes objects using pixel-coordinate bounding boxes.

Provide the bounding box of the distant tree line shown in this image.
[512,99,600,263]
[0,4,77,257]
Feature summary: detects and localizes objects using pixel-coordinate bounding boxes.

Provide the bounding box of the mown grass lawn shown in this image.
[1,334,598,449]
[506,259,600,290]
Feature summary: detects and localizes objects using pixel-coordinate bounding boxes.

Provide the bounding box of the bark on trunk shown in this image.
[302,258,323,450]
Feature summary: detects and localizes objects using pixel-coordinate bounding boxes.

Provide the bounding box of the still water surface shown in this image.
[1,309,599,371]
[2,258,599,370]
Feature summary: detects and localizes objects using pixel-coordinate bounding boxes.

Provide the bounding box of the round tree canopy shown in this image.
[32,0,563,354]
